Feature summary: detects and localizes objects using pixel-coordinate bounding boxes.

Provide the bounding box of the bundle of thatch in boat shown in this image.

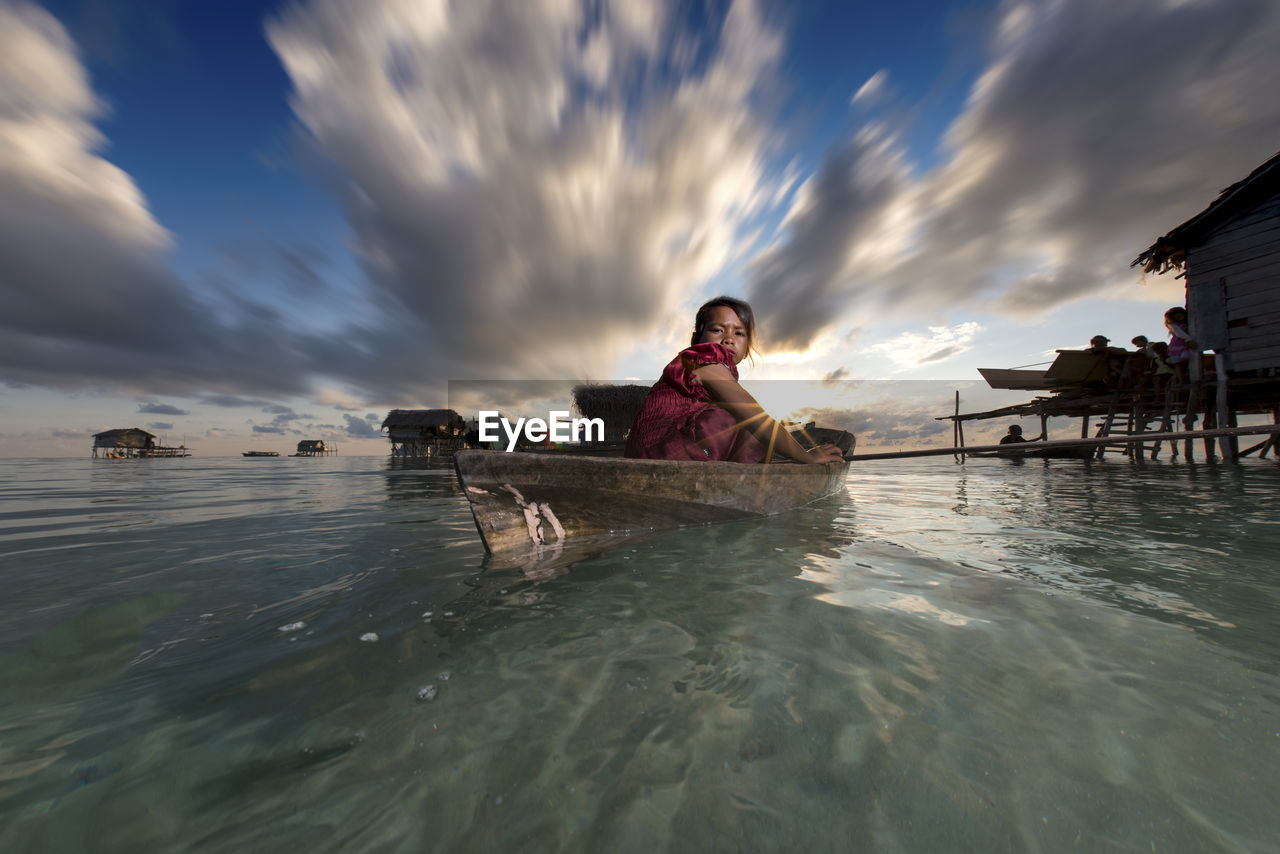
[571,384,650,443]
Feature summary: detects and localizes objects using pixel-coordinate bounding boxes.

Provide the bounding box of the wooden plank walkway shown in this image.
[847,424,1280,461]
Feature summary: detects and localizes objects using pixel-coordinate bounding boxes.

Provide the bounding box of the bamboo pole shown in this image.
[953,390,960,463]
[845,424,1280,461]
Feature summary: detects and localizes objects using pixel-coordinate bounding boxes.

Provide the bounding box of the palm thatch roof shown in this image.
[380,409,465,430]
[1133,148,1280,275]
[92,428,156,448]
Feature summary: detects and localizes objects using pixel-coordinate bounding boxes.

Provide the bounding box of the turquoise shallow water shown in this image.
[1,455,1278,852]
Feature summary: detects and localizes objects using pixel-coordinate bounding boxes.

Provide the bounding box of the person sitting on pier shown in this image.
[1000,424,1043,445]
[1123,335,1157,392]
[1088,335,1127,387]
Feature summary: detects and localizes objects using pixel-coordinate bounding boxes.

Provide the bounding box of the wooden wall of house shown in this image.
[93,430,154,449]
[1187,189,1280,372]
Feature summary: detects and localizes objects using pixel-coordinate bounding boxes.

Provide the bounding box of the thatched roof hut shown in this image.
[572,384,649,442]
[381,409,467,456]
[380,409,466,439]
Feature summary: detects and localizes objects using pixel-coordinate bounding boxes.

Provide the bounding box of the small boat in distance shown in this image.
[454,450,849,556]
[242,451,280,457]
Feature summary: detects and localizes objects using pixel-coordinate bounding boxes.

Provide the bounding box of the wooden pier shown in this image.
[926,148,1280,464]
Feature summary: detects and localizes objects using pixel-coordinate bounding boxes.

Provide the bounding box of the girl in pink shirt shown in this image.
[625,297,844,464]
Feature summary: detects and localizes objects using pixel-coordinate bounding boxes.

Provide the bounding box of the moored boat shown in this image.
[454,450,849,555]
[242,451,280,457]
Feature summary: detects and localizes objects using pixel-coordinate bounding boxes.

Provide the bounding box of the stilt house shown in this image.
[1134,148,1280,374]
[92,428,190,458]
[381,409,467,457]
[93,428,156,458]
[293,439,336,456]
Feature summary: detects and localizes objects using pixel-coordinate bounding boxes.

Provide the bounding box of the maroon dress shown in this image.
[624,342,766,462]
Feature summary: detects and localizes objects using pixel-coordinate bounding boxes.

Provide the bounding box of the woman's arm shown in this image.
[692,363,844,464]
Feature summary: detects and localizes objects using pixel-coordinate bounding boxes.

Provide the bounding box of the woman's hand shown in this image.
[805,443,845,464]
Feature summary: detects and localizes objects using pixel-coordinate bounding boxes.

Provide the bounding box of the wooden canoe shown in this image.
[454,450,850,555]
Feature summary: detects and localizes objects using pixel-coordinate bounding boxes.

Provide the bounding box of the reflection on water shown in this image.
[1,457,1278,852]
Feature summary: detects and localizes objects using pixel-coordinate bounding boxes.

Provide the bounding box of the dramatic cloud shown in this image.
[147,421,173,431]
[750,0,1280,345]
[342,413,382,438]
[747,126,918,350]
[266,0,782,388]
[8,0,1278,414]
[0,1,316,396]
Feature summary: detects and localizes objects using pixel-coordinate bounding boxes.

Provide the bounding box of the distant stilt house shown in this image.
[571,384,649,444]
[381,409,467,457]
[292,439,336,457]
[93,428,190,458]
[1134,149,1280,375]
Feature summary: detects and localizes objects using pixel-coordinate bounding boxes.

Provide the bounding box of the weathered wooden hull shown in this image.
[454,451,850,555]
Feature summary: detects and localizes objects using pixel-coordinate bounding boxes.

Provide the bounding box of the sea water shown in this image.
[0,455,1278,852]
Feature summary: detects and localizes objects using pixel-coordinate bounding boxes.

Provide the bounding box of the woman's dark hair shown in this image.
[691,296,757,359]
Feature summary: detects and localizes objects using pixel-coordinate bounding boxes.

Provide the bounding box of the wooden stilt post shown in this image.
[1214,354,1233,460]
[954,391,961,463]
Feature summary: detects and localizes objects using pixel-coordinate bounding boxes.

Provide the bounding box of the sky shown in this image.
[2,0,1279,457]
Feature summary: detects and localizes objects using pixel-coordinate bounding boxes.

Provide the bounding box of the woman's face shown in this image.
[698,306,749,364]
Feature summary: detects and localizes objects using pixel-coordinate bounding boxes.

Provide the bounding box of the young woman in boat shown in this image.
[624,296,845,464]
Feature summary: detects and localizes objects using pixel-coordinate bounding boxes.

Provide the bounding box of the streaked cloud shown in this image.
[4,0,1279,413]
[750,0,1280,347]
[747,125,919,351]
[851,69,887,105]
[266,0,782,387]
[0,1,317,396]
[198,394,265,408]
[138,402,189,415]
[861,322,983,373]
